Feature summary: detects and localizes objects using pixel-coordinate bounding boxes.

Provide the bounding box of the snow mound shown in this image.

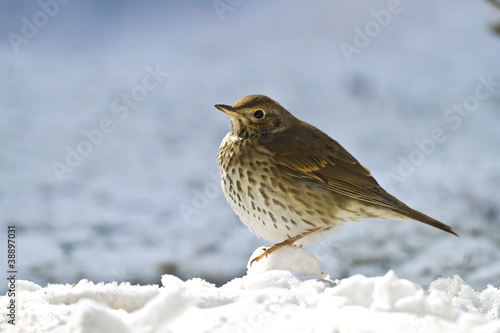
[247,245,324,277]
[2,247,499,333]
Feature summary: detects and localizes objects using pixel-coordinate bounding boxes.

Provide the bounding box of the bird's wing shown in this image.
[259,121,458,236]
[260,124,404,211]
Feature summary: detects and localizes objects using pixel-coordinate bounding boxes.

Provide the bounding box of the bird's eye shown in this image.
[254,110,264,119]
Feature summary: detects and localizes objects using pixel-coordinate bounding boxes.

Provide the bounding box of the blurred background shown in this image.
[1,0,499,293]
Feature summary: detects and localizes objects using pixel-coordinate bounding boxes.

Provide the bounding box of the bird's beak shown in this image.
[214,104,245,119]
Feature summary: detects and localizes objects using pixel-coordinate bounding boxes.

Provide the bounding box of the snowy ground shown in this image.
[1,0,500,331]
[1,247,500,332]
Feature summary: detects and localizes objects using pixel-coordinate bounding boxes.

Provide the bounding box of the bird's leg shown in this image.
[250,227,322,266]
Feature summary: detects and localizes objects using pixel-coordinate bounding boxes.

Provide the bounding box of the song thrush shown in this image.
[216,95,458,263]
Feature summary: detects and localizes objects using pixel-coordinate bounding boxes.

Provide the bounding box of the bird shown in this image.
[215,94,458,264]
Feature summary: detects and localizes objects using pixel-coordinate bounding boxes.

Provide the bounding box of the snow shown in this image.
[246,246,324,276]
[1,247,499,332]
[1,0,500,331]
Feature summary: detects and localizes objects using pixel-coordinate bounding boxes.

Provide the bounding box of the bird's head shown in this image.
[215,94,295,138]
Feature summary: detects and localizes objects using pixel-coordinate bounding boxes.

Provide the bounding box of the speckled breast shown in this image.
[217,133,344,243]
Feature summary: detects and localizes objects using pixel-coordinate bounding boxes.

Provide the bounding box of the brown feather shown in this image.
[263,120,458,236]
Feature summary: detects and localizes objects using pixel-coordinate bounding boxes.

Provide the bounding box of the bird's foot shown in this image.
[250,228,321,266]
[250,240,292,266]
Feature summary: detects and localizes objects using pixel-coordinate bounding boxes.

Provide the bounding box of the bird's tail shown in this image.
[401,206,458,236]
[379,190,459,236]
